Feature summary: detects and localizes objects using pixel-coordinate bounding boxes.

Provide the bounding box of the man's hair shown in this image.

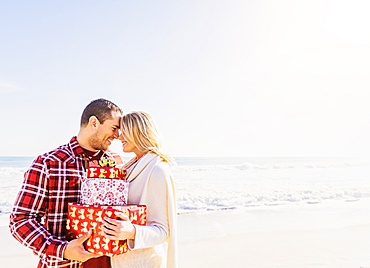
[80,98,122,126]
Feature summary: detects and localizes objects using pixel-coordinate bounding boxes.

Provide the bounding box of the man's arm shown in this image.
[9,156,69,260]
[9,156,100,262]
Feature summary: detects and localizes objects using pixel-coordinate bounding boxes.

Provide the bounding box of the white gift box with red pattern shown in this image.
[81,167,128,206]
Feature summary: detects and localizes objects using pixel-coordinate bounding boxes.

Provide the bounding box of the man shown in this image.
[9,98,124,268]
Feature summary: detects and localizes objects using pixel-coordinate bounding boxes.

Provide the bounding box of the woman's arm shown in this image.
[131,163,171,249]
[103,163,174,249]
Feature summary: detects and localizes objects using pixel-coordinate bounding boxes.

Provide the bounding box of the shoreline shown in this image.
[2,201,370,267]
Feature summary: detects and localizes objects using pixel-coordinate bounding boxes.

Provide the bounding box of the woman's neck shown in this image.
[134,150,147,160]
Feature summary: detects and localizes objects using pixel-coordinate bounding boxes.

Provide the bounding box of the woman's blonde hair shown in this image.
[120,111,174,164]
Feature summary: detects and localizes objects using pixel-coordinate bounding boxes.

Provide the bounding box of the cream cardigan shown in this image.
[111,153,178,268]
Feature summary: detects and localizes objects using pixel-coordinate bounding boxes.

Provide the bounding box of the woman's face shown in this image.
[118,133,135,152]
[118,133,144,157]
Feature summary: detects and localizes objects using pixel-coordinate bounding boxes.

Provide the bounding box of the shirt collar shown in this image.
[69,136,85,157]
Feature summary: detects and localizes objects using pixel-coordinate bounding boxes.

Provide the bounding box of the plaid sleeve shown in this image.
[9,155,67,261]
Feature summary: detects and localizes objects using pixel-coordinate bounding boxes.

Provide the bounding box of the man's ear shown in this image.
[88,116,100,128]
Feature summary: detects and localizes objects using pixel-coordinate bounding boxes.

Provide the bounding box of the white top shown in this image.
[111,153,178,268]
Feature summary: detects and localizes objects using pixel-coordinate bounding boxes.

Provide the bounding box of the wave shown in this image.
[176,191,370,214]
[2,157,370,223]
[2,190,370,219]
[173,158,370,172]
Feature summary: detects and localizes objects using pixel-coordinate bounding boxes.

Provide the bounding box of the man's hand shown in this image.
[63,230,100,262]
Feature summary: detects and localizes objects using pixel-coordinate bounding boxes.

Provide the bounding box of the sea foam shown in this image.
[1,157,370,219]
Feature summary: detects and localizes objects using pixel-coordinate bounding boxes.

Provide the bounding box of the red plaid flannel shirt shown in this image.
[9,137,123,268]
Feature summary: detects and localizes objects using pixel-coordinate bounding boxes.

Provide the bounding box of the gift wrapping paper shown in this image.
[80,177,129,206]
[66,203,147,256]
[86,167,126,179]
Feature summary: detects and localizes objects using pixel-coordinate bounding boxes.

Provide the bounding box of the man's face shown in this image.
[89,111,121,151]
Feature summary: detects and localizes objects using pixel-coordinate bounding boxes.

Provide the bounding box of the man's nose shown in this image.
[113,129,120,138]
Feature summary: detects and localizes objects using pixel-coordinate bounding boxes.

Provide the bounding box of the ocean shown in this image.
[1,156,370,226]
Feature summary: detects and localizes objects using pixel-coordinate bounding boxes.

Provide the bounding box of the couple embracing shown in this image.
[9,98,177,268]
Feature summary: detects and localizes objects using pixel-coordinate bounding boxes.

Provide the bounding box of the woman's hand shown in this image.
[102,212,136,240]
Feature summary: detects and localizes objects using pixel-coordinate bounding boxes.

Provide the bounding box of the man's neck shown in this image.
[82,148,104,161]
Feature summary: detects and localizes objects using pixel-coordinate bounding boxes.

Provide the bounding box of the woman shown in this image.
[102,111,178,268]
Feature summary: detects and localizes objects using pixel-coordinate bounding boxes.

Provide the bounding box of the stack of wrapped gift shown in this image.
[66,158,147,256]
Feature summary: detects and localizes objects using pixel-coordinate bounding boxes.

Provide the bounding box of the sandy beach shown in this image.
[2,201,370,267]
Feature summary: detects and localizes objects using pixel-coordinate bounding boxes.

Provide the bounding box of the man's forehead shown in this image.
[111,111,122,118]
[107,112,121,125]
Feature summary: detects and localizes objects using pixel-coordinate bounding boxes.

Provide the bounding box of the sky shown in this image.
[1,0,370,158]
